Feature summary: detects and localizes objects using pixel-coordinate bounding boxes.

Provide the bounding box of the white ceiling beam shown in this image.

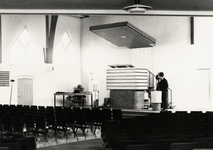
[1,9,213,16]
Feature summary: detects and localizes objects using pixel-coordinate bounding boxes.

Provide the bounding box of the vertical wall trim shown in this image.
[46,15,49,49]
[44,15,49,63]
[0,15,2,63]
[190,17,194,45]
[45,15,58,63]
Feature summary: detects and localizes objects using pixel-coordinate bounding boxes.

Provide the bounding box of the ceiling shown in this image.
[1,0,213,16]
[90,21,156,48]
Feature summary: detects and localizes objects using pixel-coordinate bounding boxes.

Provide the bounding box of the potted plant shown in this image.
[73,84,84,93]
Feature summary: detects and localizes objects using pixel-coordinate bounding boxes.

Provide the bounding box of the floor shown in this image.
[36,128,101,148]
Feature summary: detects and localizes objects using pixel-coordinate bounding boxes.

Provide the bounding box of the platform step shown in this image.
[121,108,160,118]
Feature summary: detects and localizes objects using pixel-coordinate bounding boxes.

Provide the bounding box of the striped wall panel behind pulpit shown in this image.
[107,68,149,90]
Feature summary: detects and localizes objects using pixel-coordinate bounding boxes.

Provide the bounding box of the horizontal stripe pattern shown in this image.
[107,76,148,80]
[107,80,148,83]
[0,71,10,86]
[108,87,148,90]
[107,68,149,90]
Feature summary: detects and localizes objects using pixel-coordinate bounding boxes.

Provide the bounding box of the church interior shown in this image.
[0,0,213,149]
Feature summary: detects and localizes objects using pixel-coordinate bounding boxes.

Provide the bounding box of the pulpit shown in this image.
[107,66,151,109]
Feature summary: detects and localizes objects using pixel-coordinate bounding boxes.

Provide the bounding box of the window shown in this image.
[54,31,76,65]
[10,27,43,64]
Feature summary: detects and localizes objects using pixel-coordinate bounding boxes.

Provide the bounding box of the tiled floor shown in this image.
[36,128,101,148]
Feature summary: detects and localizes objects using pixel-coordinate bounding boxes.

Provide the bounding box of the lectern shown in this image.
[151,91,162,111]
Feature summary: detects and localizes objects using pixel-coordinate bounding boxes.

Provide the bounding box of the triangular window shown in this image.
[54,31,76,65]
[10,27,43,64]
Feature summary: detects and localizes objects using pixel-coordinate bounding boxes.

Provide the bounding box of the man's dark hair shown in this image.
[158,72,164,77]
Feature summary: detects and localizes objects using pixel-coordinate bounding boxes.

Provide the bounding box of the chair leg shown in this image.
[81,128,86,139]
[72,127,77,139]
[90,125,94,133]
[93,126,97,137]
[44,130,48,143]
[82,128,89,139]
[93,126,97,135]
[55,130,58,144]
[43,135,46,147]
[75,128,79,141]
[85,128,89,139]
[35,133,39,142]
[63,128,68,142]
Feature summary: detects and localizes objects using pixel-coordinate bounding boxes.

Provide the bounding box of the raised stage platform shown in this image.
[122,108,159,117]
[121,107,213,118]
[121,108,164,118]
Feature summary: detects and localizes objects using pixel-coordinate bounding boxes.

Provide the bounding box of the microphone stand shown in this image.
[9,79,15,105]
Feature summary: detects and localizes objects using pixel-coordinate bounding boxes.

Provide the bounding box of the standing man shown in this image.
[156,72,169,110]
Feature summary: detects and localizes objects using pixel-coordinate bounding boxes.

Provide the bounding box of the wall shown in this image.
[0,15,81,106]
[81,15,213,110]
[0,14,212,110]
[81,16,131,105]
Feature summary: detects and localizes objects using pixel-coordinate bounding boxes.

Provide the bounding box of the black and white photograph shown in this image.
[0,0,213,150]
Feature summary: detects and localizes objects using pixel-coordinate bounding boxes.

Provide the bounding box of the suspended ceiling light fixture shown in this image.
[123,0,152,13]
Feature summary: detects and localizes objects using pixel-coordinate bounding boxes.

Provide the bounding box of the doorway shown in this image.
[196,68,210,109]
[17,78,33,105]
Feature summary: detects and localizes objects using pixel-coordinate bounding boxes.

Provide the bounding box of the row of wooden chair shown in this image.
[0,104,123,145]
[101,111,213,150]
[102,126,213,149]
[125,141,213,150]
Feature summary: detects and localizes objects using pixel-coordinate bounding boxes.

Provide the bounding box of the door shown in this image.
[18,78,33,105]
[196,69,210,109]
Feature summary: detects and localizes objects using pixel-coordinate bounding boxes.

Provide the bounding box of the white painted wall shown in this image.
[81,16,132,105]
[81,15,213,110]
[0,15,81,106]
[0,14,212,110]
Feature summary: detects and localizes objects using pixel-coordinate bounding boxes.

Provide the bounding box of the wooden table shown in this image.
[54,92,93,108]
